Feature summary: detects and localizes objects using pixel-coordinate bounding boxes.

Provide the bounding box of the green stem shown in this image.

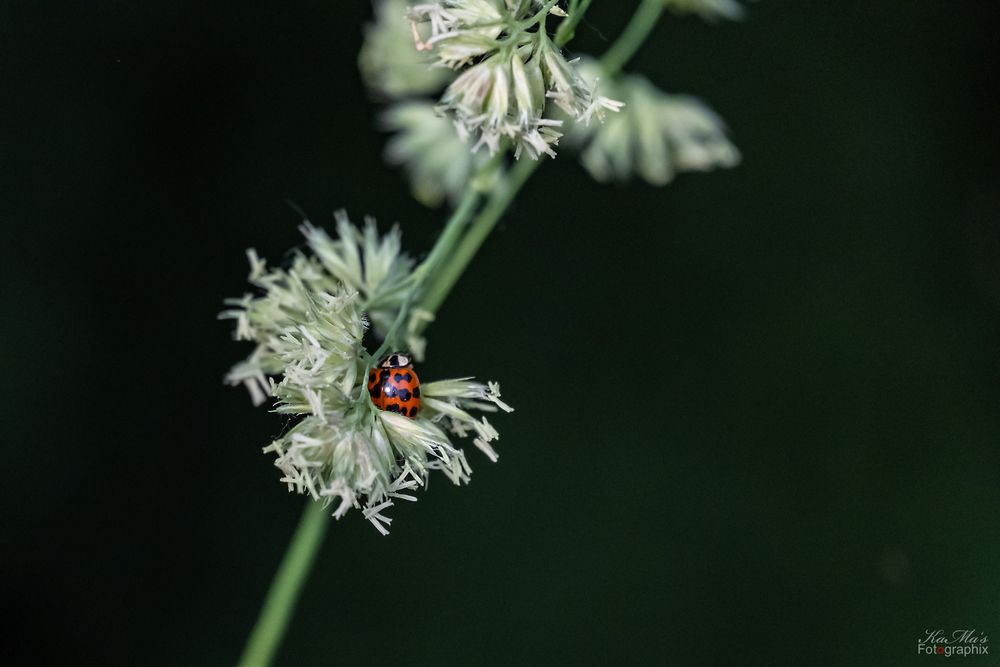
[418,157,541,320]
[417,186,482,282]
[363,185,482,382]
[522,0,562,28]
[238,501,329,667]
[598,0,665,76]
[240,4,672,662]
[555,0,593,47]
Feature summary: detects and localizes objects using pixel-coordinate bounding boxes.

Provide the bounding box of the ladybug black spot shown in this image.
[397,387,411,402]
[413,386,420,398]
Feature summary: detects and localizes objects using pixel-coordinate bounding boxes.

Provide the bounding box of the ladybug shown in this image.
[367,352,421,418]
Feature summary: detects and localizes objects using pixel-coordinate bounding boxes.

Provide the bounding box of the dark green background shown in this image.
[2,1,999,664]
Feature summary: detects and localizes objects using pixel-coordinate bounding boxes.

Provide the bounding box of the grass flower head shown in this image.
[663,0,746,22]
[361,0,456,98]
[381,101,492,206]
[222,213,513,533]
[408,0,622,159]
[569,60,740,185]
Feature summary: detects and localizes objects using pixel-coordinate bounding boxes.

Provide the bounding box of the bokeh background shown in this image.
[3,1,999,664]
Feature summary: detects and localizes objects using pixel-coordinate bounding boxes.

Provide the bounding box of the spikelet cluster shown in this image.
[223,213,512,533]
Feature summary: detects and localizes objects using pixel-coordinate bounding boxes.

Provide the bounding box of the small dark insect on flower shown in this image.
[368,352,422,418]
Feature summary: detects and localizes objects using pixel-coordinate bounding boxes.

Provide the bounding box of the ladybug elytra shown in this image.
[367,352,421,418]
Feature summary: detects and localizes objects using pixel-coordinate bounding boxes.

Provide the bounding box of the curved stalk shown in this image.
[238,3,673,663]
[238,501,329,667]
[599,0,665,76]
[555,0,594,46]
[365,185,481,376]
[417,157,540,319]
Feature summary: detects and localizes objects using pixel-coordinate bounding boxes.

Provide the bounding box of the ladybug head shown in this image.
[379,352,413,369]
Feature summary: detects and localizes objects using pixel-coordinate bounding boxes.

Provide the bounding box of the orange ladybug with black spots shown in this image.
[367,352,421,418]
